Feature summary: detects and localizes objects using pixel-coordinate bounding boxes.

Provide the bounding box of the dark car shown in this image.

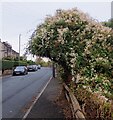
[12,66,28,76]
[27,65,37,72]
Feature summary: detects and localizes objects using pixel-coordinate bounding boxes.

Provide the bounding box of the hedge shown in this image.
[2,60,14,70]
[0,60,2,70]
[1,60,28,71]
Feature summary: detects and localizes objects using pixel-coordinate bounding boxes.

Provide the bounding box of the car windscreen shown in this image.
[14,67,24,71]
[27,66,33,68]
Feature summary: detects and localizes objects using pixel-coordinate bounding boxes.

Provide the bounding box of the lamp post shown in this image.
[52,61,55,78]
[19,34,21,66]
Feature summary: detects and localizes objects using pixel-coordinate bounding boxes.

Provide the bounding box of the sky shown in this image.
[0,1,112,60]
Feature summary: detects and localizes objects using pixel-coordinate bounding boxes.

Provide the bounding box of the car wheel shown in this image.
[12,73,15,76]
[23,72,25,75]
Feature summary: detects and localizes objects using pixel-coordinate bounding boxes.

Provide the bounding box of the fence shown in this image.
[63,83,86,119]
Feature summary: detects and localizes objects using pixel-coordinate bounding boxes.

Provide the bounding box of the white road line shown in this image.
[22,76,53,120]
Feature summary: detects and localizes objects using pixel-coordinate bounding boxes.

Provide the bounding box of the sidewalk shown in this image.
[26,78,71,119]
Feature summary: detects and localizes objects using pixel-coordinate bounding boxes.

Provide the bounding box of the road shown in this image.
[2,67,52,118]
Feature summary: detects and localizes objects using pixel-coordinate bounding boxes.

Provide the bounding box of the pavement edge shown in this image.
[22,76,53,120]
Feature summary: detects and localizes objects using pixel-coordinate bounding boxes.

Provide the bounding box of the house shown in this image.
[0,40,19,59]
[2,41,12,58]
[0,40,3,60]
[11,49,19,59]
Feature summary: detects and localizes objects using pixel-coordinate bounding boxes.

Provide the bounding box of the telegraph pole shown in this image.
[19,34,21,66]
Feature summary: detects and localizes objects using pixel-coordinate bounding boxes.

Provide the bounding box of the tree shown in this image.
[28,8,113,87]
[102,18,113,29]
[27,60,35,65]
[35,56,52,67]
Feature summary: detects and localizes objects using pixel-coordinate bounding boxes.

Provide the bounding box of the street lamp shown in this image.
[19,34,21,66]
[52,61,55,78]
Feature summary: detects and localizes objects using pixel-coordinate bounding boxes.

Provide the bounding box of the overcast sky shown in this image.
[0,1,112,58]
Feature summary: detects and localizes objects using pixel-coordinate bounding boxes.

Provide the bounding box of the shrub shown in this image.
[2,60,14,70]
[28,8,113,118]
[2,60,28,71]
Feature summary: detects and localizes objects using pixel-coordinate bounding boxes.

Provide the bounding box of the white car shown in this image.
[37,65,41,69]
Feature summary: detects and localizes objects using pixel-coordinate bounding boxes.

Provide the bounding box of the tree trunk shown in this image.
[64,69,72,85]
[67,74,72,84]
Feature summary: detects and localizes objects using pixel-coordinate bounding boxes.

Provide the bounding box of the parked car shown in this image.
[32,65,38,71]
[37,65,41,69]
[27,65,37,72]
[12,66,28,76]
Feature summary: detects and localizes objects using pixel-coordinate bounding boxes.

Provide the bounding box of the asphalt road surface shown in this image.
[2,67,52,118]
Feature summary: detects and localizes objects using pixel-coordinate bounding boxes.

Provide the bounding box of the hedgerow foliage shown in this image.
[28,8,113,100]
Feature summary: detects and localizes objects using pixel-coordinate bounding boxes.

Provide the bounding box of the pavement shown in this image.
[25,78,65,119]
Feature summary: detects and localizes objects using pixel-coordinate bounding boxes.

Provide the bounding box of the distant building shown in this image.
[2,41,12,58]
[11,49,19,59]
[0,40,19,59]
[0,39,3,60]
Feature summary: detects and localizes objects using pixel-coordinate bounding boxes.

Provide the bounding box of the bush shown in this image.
[2,60,14,70]
[28,8,113,118]
[2,60,28,72]
[27,60,35,65]
[0,60,2,71]
[75,87,113,119]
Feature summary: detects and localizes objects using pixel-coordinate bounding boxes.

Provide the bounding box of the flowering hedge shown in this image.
[28,8,113,102]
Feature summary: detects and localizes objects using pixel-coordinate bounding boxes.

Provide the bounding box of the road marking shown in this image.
[22,76,53,120]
